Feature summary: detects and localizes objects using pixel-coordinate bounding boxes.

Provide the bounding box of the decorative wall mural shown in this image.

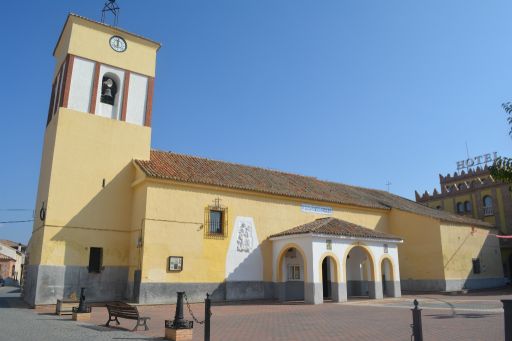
[225,216,263,282]
[236,222,253,253]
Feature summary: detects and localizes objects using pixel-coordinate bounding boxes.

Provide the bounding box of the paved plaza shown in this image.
[1,285,510,340]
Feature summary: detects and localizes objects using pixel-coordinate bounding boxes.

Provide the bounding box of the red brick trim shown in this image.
[144,77,154,127]
[61,54,75,108]
[89,62,101,114]
[46,80,57,126]
[53,64,64,116]
[121,71,130,121]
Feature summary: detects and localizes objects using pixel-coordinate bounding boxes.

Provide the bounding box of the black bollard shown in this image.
[174,291,186,326]
[72,287,91,315]
[76,288,88,313]
[502,300,512,341]
[204,293,211,341]
[165,291,193,329]
[411,299,423,341]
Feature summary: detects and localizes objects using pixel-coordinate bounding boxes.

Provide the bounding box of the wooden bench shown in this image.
[105,302,150,331]
[56,299,79,316]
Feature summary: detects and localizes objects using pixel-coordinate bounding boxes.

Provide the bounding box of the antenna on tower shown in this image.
[101,0,120,26]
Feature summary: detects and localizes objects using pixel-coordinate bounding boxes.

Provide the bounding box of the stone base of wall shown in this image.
[401,277,507,292]
[23,265,129,306]
[138,281,275,304]
[347,280,369,296]
[446,277,508,291]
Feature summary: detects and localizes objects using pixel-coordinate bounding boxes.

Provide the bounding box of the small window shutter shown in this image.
[472,258,481,274]
[89,247,103,273]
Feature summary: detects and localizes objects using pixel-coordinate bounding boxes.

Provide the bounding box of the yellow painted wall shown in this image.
[426,200,442,209]
[138,179,389,284]
[389,209,445,280]
[127,180,149,280]
[480,189,497,226]
[54,15,159,77]
[32,108,151,267]
[440,223,503,280]
[38,227,131,266]
[28,106,59,264]
[496,188,506,232]
[27,228,45,266]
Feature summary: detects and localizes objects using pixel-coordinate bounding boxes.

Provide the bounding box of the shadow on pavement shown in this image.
[425,313,498,319]
[80,324,163,340]
[0,297,30,309]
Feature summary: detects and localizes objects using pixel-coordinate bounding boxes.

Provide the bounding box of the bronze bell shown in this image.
[103,87,113,99]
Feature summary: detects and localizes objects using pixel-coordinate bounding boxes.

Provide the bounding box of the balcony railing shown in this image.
[483,206,494,216]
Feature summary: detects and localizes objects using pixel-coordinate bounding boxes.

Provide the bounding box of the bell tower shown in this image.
[47,13,159,126]
[25,14,160,306]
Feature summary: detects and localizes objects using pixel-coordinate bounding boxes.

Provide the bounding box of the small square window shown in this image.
[472,258,481,274]
[88,247,103,273]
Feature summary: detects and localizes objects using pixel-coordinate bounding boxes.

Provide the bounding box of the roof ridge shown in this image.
[138,150,493,228]
[150,149,320,180]
[311,217,335,232]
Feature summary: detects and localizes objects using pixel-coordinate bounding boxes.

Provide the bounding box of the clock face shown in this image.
[109,36,127,52]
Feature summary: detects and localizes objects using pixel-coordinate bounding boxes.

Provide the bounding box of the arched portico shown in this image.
[344,244,382,299]
[380,255,401,297]
[318,253,341,302]
[275,244,308,302]
[270,217,403,304]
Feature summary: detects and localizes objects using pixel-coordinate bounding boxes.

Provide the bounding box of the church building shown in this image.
[24,14,505,306]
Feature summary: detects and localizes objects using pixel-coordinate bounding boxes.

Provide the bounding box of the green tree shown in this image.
[489,103,512,182]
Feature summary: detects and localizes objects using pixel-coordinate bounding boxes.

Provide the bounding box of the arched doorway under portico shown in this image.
[345,245,380,299]
[320,254,340,301]
[276,245,307,302]
[381,257,394,297]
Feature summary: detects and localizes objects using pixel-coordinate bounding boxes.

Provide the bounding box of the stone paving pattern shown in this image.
[1,285,510,340]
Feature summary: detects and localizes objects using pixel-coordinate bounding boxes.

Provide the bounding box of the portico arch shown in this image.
[318,252,341,301]
[379,255,400,297]
[343,243,381,299]
[276,243,308,302]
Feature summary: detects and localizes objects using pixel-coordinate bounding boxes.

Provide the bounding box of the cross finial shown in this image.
[213,197,222,208]
[385,181,392,192]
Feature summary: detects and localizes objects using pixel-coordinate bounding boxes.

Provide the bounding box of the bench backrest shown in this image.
[106,303,140,319]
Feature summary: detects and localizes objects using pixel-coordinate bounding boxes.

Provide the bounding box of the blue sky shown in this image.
[1,0,511,244]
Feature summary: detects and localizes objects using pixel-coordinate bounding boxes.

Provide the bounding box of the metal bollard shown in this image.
[204,293,211,341]
[502,300,512,341]
[411,299,423,341]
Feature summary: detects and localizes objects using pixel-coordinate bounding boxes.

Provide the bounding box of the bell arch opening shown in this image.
[98,72,121,119]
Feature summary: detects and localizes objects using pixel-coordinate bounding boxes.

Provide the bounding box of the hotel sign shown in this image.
[301,204,332,215]
[456,152,498,171]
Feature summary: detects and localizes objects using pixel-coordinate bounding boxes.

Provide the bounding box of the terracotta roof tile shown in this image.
[134,150,492,228]
[269,217,402,241]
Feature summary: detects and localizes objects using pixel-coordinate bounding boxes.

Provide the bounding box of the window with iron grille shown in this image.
[204,205,228,239]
